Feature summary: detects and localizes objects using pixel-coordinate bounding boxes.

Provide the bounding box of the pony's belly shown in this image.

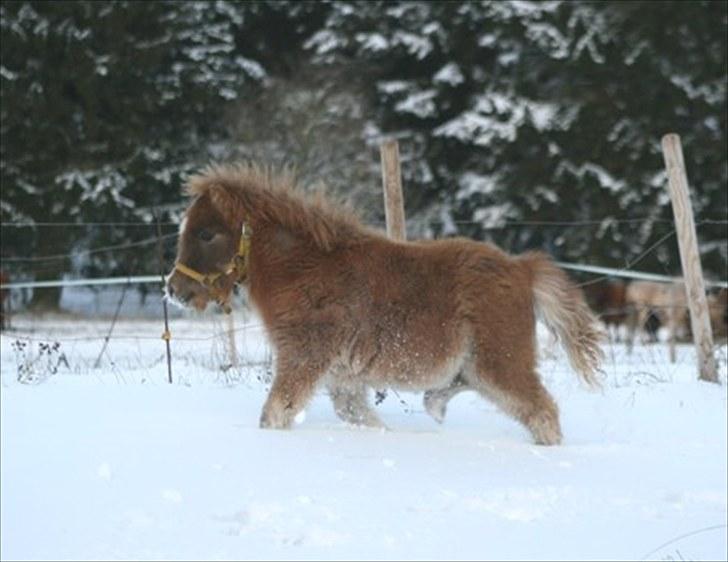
[332,317,471,391]
[361,343,470,391]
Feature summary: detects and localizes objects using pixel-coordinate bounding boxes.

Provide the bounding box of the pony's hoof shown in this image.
[259,406,292,430]
[423,393,447,424]
[528,411,562,446]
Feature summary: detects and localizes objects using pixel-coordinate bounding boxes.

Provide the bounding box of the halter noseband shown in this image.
[173,222,252,303]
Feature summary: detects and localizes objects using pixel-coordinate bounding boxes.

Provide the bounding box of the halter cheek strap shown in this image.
[173,221,252,295]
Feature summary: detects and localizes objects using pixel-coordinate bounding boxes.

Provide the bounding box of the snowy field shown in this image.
[1,311,727,561]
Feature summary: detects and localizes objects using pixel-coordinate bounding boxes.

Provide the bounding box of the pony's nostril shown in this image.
[167,285,175,297]
[183,291,195,303]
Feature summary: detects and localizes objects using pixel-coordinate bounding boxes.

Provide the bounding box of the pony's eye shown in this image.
[197,228,215,242]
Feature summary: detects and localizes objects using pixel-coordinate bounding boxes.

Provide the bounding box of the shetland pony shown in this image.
[582,279,629,340]
[624,281,688,349]
[167,165,604,445]
[708,288,728,340]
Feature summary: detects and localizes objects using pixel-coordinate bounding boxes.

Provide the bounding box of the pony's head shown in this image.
[166,162,364,311]
[166,186,250,313]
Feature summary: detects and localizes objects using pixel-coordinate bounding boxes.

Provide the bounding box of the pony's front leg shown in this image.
[260,355,328,429]
[328,382,386,429]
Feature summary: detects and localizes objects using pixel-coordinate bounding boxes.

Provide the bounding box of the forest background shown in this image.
[1,0,726,309]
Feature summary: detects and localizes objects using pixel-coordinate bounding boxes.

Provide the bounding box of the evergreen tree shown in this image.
[1,0,725,312]
[306,0,727,277]
[0,0,265,307]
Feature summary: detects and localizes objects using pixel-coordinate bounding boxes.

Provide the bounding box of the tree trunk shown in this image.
[29,285,63,311]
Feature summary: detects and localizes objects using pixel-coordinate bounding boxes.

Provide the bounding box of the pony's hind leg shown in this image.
[328,382,386,429]
[465,365,562,446]
[423,374,470,423]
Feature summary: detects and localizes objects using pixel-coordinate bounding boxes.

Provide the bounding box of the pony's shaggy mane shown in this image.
[186,164,372,252]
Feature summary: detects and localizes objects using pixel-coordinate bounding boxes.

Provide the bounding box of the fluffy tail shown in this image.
[521,252,605,388]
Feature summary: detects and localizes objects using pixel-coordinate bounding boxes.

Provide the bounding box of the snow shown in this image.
[304,30,345,56]
[527,100,558,130]
[524,22,570,60]
[478,33,498,48]
[457,172,499,200]
[0,65,19,81]
[377,80,411,95]
[557,161,627,193]
[670,74,726,105]
[392,31,432,60]
[1,314,727,561]
[436,207,458,237]
[567,6,608,64]
[234,56,267,81]
[356,33,389,53]
[433,63,464,86]
[434,111,496,143]
[509,1,562,19]
[472,203,515,228]
[394,90,438,119]
[434,93,558,145]
[497,51,520,67]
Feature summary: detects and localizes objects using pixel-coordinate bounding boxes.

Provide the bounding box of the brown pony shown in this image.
[582,279,629,340]
[624,281,688,350]
[167,165,604,445]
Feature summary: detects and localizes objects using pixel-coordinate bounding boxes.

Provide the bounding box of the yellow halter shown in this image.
[174,222,252,297]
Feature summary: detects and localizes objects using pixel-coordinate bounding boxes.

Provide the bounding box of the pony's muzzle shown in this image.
[166,268,234,313]
[166,269,204,309]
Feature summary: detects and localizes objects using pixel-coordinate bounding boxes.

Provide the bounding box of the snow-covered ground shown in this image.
[1,312,727,561]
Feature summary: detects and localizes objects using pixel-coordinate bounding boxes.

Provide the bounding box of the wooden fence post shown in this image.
[376,139,408,407]
[667,283,678,364]
[225,312,238,368]
[154,210,174,384]
[380,139,407,241]
[661,133,718,383]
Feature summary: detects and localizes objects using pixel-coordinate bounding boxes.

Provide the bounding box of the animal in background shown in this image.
[625,281,691,350]
[706,288,728,340]
[582,280,628,340]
